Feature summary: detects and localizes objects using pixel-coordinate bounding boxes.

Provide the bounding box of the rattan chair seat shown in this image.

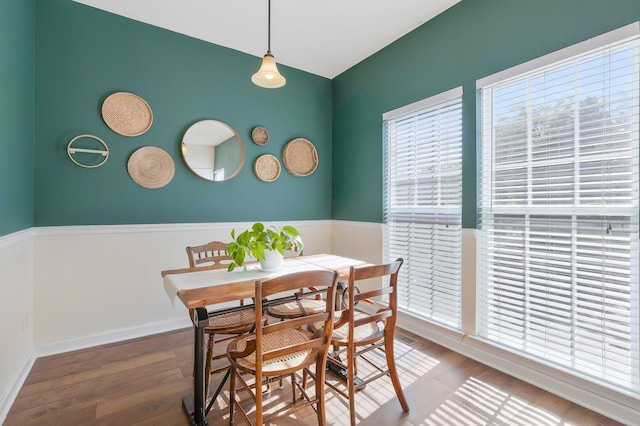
[331,311,385,345]
[206,308,256,332]
[267,298,326,318]
[229,328,317,374]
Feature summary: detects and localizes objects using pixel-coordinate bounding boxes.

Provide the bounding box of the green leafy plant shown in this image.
[227,223,303,271]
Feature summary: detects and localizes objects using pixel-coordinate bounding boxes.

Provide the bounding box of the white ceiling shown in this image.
[73,0,461,79]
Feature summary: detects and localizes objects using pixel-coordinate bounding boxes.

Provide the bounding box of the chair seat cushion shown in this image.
[228,328,317,374]
[205,308,256,333]
[267,298,325,318]
[331,311,385,345]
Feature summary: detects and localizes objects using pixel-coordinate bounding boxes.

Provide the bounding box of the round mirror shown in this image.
[181,120,245,181]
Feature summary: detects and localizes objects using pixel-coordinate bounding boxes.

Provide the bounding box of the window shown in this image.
[383,87,463,329]
[478,24,640,393]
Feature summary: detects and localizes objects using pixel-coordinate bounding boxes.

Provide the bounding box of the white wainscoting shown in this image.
[32,221,333,353]
[1,221,638,425]
[0,229,35,423]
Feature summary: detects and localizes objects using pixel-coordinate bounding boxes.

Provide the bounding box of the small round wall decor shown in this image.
[254,154,281,182]
[67,134,109,168]
[251,127,270,145]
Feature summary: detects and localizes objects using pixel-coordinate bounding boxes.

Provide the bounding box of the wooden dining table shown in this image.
[161,253,369,426]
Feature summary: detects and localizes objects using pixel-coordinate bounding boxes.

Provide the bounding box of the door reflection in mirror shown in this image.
[181,119,245,181]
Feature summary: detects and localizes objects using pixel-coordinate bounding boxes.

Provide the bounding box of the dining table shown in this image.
[161,253,370,426]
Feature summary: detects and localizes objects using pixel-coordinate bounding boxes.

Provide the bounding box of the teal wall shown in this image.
[331,0,640,228]
[9,0,640,232]
[0,0,35,236]
[34,0,332,226]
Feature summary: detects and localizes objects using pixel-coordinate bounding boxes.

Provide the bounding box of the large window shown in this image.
[478,25,639,393]
[383,87,463,329]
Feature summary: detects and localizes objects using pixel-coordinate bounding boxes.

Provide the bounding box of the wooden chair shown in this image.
[325,258,409,425]
[186,241,232,268]
[226,270,339,425]
[266,244,326,320]
[185,241,262,402]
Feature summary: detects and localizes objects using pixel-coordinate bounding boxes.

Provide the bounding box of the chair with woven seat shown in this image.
[185,241,263,403]
[266,244,326,320]
[325,258,409,425]
[227,270,339,425]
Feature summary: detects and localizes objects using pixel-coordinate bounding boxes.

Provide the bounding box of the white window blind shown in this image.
[478,25,640,393]
[383,87,463,329]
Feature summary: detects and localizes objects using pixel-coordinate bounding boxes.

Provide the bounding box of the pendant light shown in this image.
[252,0,286,88]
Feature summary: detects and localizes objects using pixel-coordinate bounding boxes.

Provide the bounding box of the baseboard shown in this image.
[35,316,191,357]
[1,318,191,424]
[0,348,36,425]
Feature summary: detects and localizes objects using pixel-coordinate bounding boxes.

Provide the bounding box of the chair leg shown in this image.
[316,360,327,426]
[384,335,409,412]
[204,333,215,400]
[353,353,358,376]
[347,343,357,426]
[229,366,236,424]
[255,372,263,426]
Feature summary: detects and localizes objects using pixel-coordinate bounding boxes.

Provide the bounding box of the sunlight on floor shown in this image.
[325,338,441,423]
[204,336,599,426]
[425,377,566,426]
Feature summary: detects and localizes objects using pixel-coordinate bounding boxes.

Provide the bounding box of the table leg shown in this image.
[183,307,209,426]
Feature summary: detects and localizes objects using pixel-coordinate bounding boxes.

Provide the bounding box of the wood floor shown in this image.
[5,327,623,426]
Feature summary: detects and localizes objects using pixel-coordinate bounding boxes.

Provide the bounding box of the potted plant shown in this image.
[227,223,303,272]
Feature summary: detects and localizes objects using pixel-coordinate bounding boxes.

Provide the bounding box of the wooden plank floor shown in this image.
[5,327,623,425]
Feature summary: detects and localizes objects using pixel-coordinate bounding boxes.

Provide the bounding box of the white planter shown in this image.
[260,250,284,271]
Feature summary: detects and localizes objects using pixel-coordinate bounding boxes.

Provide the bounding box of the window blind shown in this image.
[478,27,640,393]
[383,87,463,329]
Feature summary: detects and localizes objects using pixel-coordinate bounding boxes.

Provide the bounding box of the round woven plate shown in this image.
[252,127,269,145]
[282,138,318,177]
[102,92,153,137]
[254,154,281,182]
[127,146,175,189]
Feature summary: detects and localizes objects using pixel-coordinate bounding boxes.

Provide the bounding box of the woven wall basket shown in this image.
[251,127,269,145]
[254,154,281,182]
[127,146,175,189]
[282,138,318,177]
[102,92,153,137]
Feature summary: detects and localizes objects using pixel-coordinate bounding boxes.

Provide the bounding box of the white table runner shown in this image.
[163,254,363,307]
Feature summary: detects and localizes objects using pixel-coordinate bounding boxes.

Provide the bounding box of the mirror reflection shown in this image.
[181,120,245,181]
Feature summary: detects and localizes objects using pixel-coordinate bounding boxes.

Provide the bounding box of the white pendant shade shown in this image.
[252,53,286,88]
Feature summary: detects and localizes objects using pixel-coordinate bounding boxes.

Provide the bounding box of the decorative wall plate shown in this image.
[127,146,175,189]
[282,138,318,177]
[102,92,153,137]
[67,134,109,168]
[254,154,281,182]
[251,127,269,145]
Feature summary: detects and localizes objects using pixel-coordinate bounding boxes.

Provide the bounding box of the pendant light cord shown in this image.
[267,0,272,54]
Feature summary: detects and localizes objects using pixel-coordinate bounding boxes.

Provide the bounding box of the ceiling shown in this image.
[73,0,461,79]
